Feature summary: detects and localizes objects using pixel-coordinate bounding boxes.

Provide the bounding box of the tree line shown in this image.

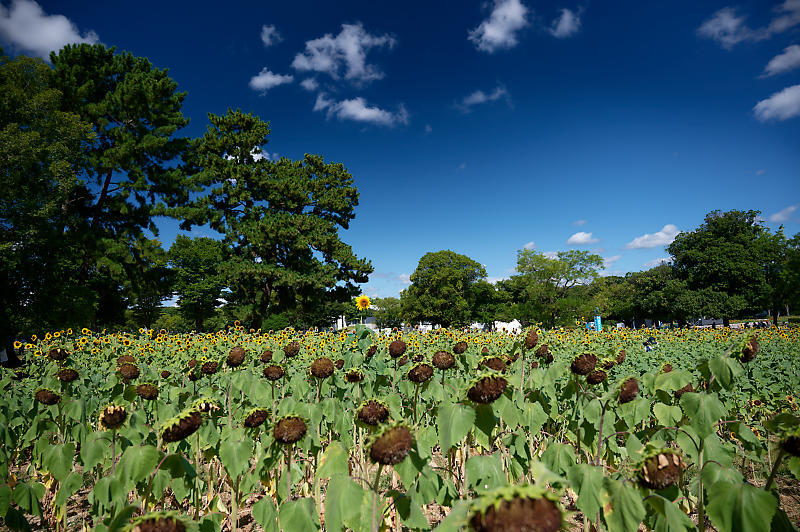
[1,44,372,351]
[370,210,800,330]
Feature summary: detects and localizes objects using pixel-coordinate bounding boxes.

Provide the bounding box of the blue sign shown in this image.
[594,314,602,332]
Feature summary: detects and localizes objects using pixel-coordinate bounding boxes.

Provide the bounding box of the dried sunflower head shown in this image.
[467,371,508,404]
[369,423,413,465]
[99,404,128,430]
[274,415,307,444]
[469,484,564,532]
[357,399,390,426]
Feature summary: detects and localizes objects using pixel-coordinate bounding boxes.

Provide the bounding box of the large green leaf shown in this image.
[252,496,278,532]
[603,478,645,532]
[316,441,349,480]
[646,494,695,532]
[541,442,576,477]
[680,392,725,438]
[325,475,366,532]
[43,443,75,483]
[219,437,254,480]
[653,403,683,427]
[279,498,320,532]
[0,483,12,515]
[12,481,45,518]
[706,479,777,532]
[465,454,505,492]
[567,463,606,520]
[54,472,83,507]
[115,445,161,487]
[437,402,475,451]
[79,435,107,470]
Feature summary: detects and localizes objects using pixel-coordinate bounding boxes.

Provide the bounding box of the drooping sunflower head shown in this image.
[467,371,508,404]
[355,295,371,311]
[309,357,335,379]
[126,510,195,532]
[57,368,79,383]
[570,353,597,376]
[161,410,203,443]
[469,484,564,532]
[243,408,270,428]
[99,404,128,430]
[227,346,246,367]
[263,364,286,381]
[407,362,434,383]
[369,422,413,465]
[35,388,61,405]
[137,383,159,400]
[478,356,506,373]
[635,445,684,490]
[345,368,365,383]
[190,397,220,415]
[274,415,308,444]
[388,340,407,358]
[357,399,390,426]
[432,350,455,370]
[618,377,639,404]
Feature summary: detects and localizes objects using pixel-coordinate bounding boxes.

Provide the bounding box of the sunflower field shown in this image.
[1,325,799,531]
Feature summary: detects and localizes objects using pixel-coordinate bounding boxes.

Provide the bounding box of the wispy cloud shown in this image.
[549,8,582,38]
[756,169,767,175]
[762,44,800,77]
[697,2,800,49]
[523,241,536,250]
[314,94,409,127]
[248,68,294,93]
[291,22,395,84]
[260,24,282,47]
[769,204,798,223]
[542,251,559,259]
[299,78,318,91]
[0,0,99,59]
[643,257,671,268]
[567,231,599,245]
[468,0,529,53]
[456,84,511,112]
[573,219,587,226]
[625,224,680,249]
[603,255,622,268]
[754,84,800,121]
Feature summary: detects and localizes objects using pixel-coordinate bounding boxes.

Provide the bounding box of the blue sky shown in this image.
[2,0,799,298]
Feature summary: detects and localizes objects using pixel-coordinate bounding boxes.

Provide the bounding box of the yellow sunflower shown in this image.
[355,295,371,311]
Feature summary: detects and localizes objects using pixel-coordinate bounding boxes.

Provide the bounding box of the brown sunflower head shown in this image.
[740,336,759,363]
[674,383,693,399]
[780,428,800,457]
[389,340,407,358]
[407,363,433,383]
[263,364,285,381]
[571,353,597,375]
[467,372,508,404]
[397,355,409,367]
[469,484,563,532]
[200,361,219,375]
[57,368,79,383]
[432,350,455,370]
[523,329,539,350]
[117,355,136,365]
[261,350,273,363]
[191,397,220,415]
[479,356,506,373]
[587,370,607,385]
[284,341,301,358]
[357,399,390,426]
[619,377,639,404]
[118,363,140,381]
[637,449,684,490]
[335,359,345,370]
[187,359,198,369]
[345,368,364,383]
[137,383,159,400]
[453,341,468,355]
[128,511,188,532]
[162,411,203,443]
[244,408,270,428]
[274,415,307,444]
[35,388,61,405]
[48,348,69,361]
[366,345,378,358]
[99,404,128,430]
[160,370,171,379]
[369,424,413,465]
[600,358,616,370]
[616,350,627,364]
[309,357,335,379]
[227,346,246,367]
[660,363,673,374]
[535,344,550,358]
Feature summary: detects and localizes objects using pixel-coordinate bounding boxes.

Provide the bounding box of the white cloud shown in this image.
[0,0,98,59]
[523,241,535,250]
[567,231,599,245]
[291,22,395,84]
[260,24,282,47]
[248,68,293,93]
[754,84,800,121]
[424,124,432,133]
[397,273,411,285]
[763,44,800,77]
[698,2,800,49]
[769,205,798,223]
[314,94,409,127]
[456,85,511,112]
[756,169,766,175]
[542,251,559,259]
[468,0,529,53]
[300,78,319,91]
[625,224,680,249]
[573,219,587,226]
[643,257,671,268]
[457,162,467,170]
[603,255,622,268]
[487,276,509,284]
[549,8,581,38]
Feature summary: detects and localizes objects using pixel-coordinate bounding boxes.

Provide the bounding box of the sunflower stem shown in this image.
[765,448,785,492]
[371,463,384,532]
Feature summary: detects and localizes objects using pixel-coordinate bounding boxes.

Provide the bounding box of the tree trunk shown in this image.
[772,308,779,326]
[722,317,730,328]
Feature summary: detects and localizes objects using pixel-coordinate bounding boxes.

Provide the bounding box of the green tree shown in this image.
[49,43,190,323]
[372,297,403,330]
[0,50,93,364]
[167,236,226,330]
[401,250,487,328]
[507,249,604,328]
[668,210,779,326]
[176,109,372,329]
